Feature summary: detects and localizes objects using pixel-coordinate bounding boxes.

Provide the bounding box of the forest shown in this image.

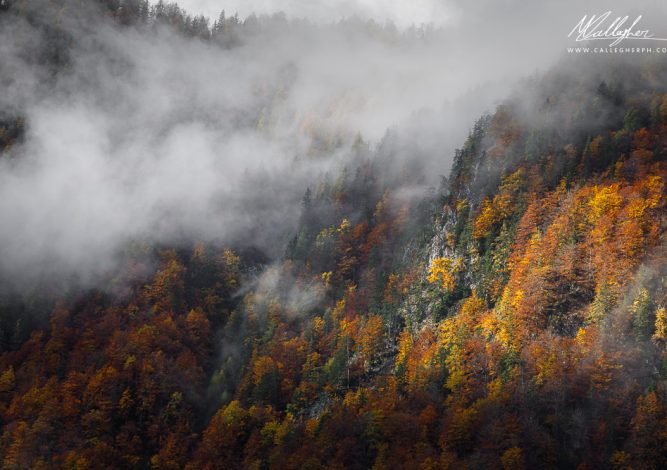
[2,1,667,469]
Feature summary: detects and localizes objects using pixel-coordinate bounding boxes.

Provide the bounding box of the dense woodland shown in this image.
[2,1,667,469]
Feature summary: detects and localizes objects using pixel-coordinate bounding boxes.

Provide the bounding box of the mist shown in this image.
[1,0,665,288]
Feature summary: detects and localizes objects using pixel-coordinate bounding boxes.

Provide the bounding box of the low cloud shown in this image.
[2,0,665,288]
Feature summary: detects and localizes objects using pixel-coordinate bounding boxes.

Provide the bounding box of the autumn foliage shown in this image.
[3,3,667,469]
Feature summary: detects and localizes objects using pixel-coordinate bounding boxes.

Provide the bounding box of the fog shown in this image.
[179,0,454,29]
[1,0,665,287]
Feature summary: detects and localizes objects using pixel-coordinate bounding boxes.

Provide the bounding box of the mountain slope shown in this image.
[2,2,667,470]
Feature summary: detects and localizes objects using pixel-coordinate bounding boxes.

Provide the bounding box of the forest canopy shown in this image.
[2,1,667,469]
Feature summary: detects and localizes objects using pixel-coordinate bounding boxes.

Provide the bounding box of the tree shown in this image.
[360,316,384,372]
[652,307,667,345]
[631,288,654,341]
[428,257,462,292]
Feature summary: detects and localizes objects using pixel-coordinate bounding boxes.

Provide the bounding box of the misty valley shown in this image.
[2,1,667,469]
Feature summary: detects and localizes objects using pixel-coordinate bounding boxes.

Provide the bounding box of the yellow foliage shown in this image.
[494,288,524,348]
[610,451,631,470]
[626,198,651,219]
[252,356,277,385]
[534,351,557,386]
[273,414,292,445]
[575,327,597,355]
[343,388,366,408]
[383,273,399,304]
[478,311,500,339]
[427,257,462,292]
[509,289,524,311]
[312,316,325,336]
[360,316,384,369]
[472,170,523,239]
[473,194,512,239]
[499,168,525,193]
[221,400,246,426]
[315,228,336,247]
[395,330,413,368]
[445,367,466,394]
[501,447,525,470]
[456,198,468,213]
[486,377,504,400]
[473,198,497,239]
[588,184,623,222]
[653,307,667,343]
[337,218,351,234]
[0,366,15,393]
[331,299,346,322]
[643,175,664,208]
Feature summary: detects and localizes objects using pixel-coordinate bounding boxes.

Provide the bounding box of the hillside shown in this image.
[2,1,667,469]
